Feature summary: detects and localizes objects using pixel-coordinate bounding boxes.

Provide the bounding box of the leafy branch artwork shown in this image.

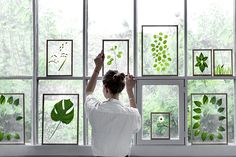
[106,45,123,69]
[195,52,208,73]
[49,99,74,140]
[0,94,23,143]
[150,32,171,72]
[192,94,227,144]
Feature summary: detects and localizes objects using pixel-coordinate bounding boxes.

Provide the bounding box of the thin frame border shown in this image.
[150,112,171,140]
[141,25,179,76]
[0,93,25,145]
[213,49,233,76]
[42,93,79,145]
[192,49,213,76]
[46,39,73,77]
[102,39,130,76]
[190,93,228,145]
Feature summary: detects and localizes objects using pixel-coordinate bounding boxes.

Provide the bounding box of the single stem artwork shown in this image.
[215,64,231,75]
[195,52,208,73]
[0,94,22,142]
[150,32,171,72]
[106,45,123,69]
[192,95,226,142]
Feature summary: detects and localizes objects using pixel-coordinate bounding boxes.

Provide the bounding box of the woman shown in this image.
[85,50,141,157]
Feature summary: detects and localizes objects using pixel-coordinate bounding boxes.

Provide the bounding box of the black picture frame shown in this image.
[42,93,79,145]
[46,39,73,77]
[102,39,129,76]
[191,93,228,145]
[192,49,212,76]
[0,93,25,145]
[150,112,171,140]
[141,25,178,76]
[213,49,233,76]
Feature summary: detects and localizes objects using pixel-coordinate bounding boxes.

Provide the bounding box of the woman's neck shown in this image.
[108,93,119,100]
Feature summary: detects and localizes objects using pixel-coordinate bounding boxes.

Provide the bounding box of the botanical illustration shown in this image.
[42,94,78,144]
[47,40,73,76]
[213,49,233,76]
[142,25,178,76]
[191,94,227,144]
[103,40,129,75]
[151,112,170,140]
[0,94,24,144]
[193,50,212,76]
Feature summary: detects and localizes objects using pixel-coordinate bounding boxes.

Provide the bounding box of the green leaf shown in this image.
[203,95,208,104]
[203,56,208,61]
[0,131,3,141]
[162,67,166,71]
[153,64,157,68]
[16,116,23,121]
[159,32,163,36]
[117,54,121,58]
[5,133,11,141]
[156,67,160,71]
[194,101,202,107]
[14,98,19,106]
[193,115,201,120]
[165,62,169,66]
[219,116,226,121]
[151,44,155,47]
[199,64,205,72]
[158,56,161,61]
[159,37,162,41]
[194,130,200,136]
[159,46,163,51]
[199,53,204,60]
[201,132,207,141]
[107,61,112,65]
[164,35,168,39]
[152,48,155,52]
[203,62,208,68]
[193,108,201,113]
[196,56,201,62]
[0,95,6,104]
[218,126,225,132]
[193,122,200,129]
[163,54,166,58]
[209,134,214,141]
[118,51,123,55]
[210,96,216,104]
[164,45,167,49]
[168,58,172,61]
[51,99,74,124]
[163,40,167,44]
[195,62,201,67]
[114,45,117,49]
[217,99,222,106]
[153,35,157,38]
[14,133,20,139]
[218,107,225,113]
[217,133,223,140]
[7,96,13,104]
[107,55,111,59]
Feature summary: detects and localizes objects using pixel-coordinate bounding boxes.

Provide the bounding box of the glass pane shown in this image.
[38,0,83,76]
[88,0,133,76]
[138,0,184,76]
[0,80,32,144]
[188,80,234,144]
[142,85,179,140]
[38,80,83,145]
[188,0,234,76]
[0,0,33,76]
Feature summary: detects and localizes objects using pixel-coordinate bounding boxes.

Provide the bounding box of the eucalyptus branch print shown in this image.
[150,32,171,72]
[106,45,123,69]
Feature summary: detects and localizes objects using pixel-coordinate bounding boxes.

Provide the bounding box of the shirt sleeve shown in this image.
[132,108,141,133]
[85,94,101,119]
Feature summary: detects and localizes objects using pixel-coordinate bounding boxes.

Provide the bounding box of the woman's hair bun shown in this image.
[113,72,125,82]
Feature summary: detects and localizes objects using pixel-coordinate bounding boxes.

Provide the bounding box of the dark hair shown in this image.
[102,70,125,94]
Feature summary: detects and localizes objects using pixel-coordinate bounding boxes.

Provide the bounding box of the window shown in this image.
[1,0,236,156]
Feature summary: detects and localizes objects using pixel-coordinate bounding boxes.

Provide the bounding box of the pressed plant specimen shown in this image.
[191,94,228,144]
[0,94,24,144]
[46,40,73,76]
[42,94,79,145]
[106,45,123,69]
[151,112,170,140]
[213,49,233,76]
[142,25,178,76]
[150,32,171,72]
[192,49,212,76]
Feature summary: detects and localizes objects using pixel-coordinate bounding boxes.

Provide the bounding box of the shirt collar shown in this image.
[105,98,123,106]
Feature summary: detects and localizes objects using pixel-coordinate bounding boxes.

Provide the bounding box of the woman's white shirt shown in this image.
[85,94,141,157]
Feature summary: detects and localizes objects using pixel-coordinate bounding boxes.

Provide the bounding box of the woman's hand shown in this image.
[126,74,136,91]
[94,50,104,72]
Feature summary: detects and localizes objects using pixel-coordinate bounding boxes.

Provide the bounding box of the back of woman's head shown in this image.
[102,70,125,94]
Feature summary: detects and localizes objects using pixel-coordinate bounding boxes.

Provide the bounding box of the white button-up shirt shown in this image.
[85,94,141,157]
